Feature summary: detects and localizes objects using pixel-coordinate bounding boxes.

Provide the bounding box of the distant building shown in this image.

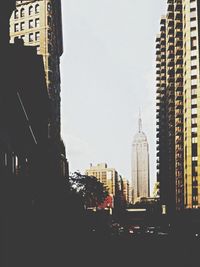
[85,163,118,196]
[131,114,150,203]
[122,178,130,204]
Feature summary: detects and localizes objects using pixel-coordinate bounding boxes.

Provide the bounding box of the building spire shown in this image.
[139,109,142,133]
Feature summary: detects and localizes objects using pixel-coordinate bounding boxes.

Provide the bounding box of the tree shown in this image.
[69,172,109,209]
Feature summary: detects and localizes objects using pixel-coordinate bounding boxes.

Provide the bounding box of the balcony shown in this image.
[175,12,182,20]
[176,56,183,65]
[175,119,183,127]
[176,75,183,83]
[176,101,183,108]
[175,21,182,29]
[175,39,183,47]
[175,30,182,38]
[175,91,183,100]
[175,3,182,12]
[156,70,161,75]
[175,67,183,74]
[156,63,161,68]
[176,49,182,56]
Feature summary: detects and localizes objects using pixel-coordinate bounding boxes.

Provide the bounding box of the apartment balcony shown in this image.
[161,68,166,73]
[176,101,183,108]
[167,76,175,83]
[167,52,174,59]
[160,31,166,38]
[175,21,182,29]
[175,67,183,74]
[156,82,161,88]
[176,56,183,65]
[168,27,174,35]
[161,47,166,53]
[176,75,183,83]
[175,49,182,56]
[176,138,182,145]
[175,30,182,38]
[156,87,162,93]
[175,3,182,12]
[156,47,161,54]
[175,39,183,47]
[167,60,174,67]
[167,68,174,75]
[175,118,183,127]
[167,43,174,51]
[156,70,161,75]
[176,130,183,136]
[161,61,166,67]
[156,94,161,100]
[157,55,161,61]
[175,12,182,20]
[156,63,161,68]
[161,54,166,60]
[161,82,166,87]
[168,35,174,43]
[176,83,182,91]
[176,111,182,119]
[175,91,183,100]
[160,39,166,45]
[156,42,160,49]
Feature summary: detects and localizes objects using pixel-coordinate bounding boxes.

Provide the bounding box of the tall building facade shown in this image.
[156,0,200,210]
[10,0,63,141]
[131,116,150,203]
[85,163,118,196]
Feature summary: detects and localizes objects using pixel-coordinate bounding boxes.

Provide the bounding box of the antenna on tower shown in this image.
[139,108,142,133]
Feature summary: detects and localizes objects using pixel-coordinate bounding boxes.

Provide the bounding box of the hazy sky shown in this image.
[60,0,167,194]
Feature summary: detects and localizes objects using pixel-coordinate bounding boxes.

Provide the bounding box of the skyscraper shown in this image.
[156,0,200,210]
[10,0,63,141]
[131,115,150,203]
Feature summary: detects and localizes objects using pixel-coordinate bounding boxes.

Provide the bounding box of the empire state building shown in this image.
[131,115,150,203]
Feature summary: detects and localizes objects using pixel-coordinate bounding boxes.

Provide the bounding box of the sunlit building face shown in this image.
[10,0,63,141]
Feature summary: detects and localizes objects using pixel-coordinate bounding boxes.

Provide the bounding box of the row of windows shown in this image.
[14,18,40,32]
[14,4,40,19]
[18,32,40,42]
[14,3,51,19]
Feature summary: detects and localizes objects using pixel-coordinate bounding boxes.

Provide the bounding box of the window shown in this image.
[29,20,34,29]
[35,18,40,27]
[29,33,34,42]
[35,32,40,41]
[47,16,51,26]
[35,4,40,13]
[21,35,25,41]
[47,2,51,12]
[14,23,19,32]
[21,22,25,31]
[29,6,33,16]
[48,30,51,40]
[191,36,197,50]
[21,8,25,17]
[14,10,19,19]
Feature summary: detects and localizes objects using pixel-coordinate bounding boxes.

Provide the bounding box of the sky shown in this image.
[60,0,167,195]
